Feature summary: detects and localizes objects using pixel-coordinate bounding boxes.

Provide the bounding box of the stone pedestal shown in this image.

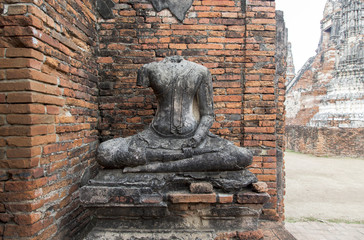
[80,170,269,240]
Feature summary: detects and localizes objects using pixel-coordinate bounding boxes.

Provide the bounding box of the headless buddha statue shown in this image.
[97,56,252,172]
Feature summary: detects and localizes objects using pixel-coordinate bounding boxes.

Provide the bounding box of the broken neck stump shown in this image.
[80,57,269,239]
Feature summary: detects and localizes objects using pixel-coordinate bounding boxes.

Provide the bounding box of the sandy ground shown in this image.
[284,151,364,223]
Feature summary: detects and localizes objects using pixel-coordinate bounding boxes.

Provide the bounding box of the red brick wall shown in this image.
[0,0,285,238]
[0,0,98,239]
[98,0,250,142]
[286,126,364,158]
[244,1,284,220]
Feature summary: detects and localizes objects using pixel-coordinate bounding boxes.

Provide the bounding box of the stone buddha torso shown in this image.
[137,55,213,138]
[97,56,253,173]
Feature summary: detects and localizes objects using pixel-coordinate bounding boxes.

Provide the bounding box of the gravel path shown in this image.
[284,151,364,239]
[284,151,364,222]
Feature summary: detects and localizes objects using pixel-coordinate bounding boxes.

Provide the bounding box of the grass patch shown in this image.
[286,217,364,224]
[285,149,296,153]
[285,150,364,160]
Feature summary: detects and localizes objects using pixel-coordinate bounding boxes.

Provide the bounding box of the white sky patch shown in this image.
[276,0,328,72]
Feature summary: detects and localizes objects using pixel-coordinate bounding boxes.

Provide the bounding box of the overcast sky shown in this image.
[276,0,328,72]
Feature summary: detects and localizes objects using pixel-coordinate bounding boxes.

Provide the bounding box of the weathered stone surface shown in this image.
[95,0,115,19]
[210,205,259,218]
[84,169,257,194]
[84,229,216,240]
[216,230,264,240]
[148,0,194,22]
[236,192,270,204]
[80,185,155,206]
[285,42,296,83]
[182,171,257,192]
[94,205,169,218]
[274,9,288,223]
[260,221,297,240]
[238,230,264,240]
[190,182,214,193]
[82,201,263,239]
[252,181,268,193]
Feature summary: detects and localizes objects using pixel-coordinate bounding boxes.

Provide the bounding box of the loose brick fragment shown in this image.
[169,193,216,203]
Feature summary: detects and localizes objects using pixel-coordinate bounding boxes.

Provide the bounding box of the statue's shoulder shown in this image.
[137,62,159,87]
[186,61,210,76]
[142,61,158,71]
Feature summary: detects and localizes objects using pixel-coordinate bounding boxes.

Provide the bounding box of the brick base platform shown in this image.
[79,170,269,240]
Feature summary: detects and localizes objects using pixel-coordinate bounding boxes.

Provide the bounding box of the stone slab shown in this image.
[84,203,260,230]
[190,182,214,193]
[217,194,234,203]
[237,192,270,204]
[86,169,257,192]
[84,227,215,240]
[169,192,217,203]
